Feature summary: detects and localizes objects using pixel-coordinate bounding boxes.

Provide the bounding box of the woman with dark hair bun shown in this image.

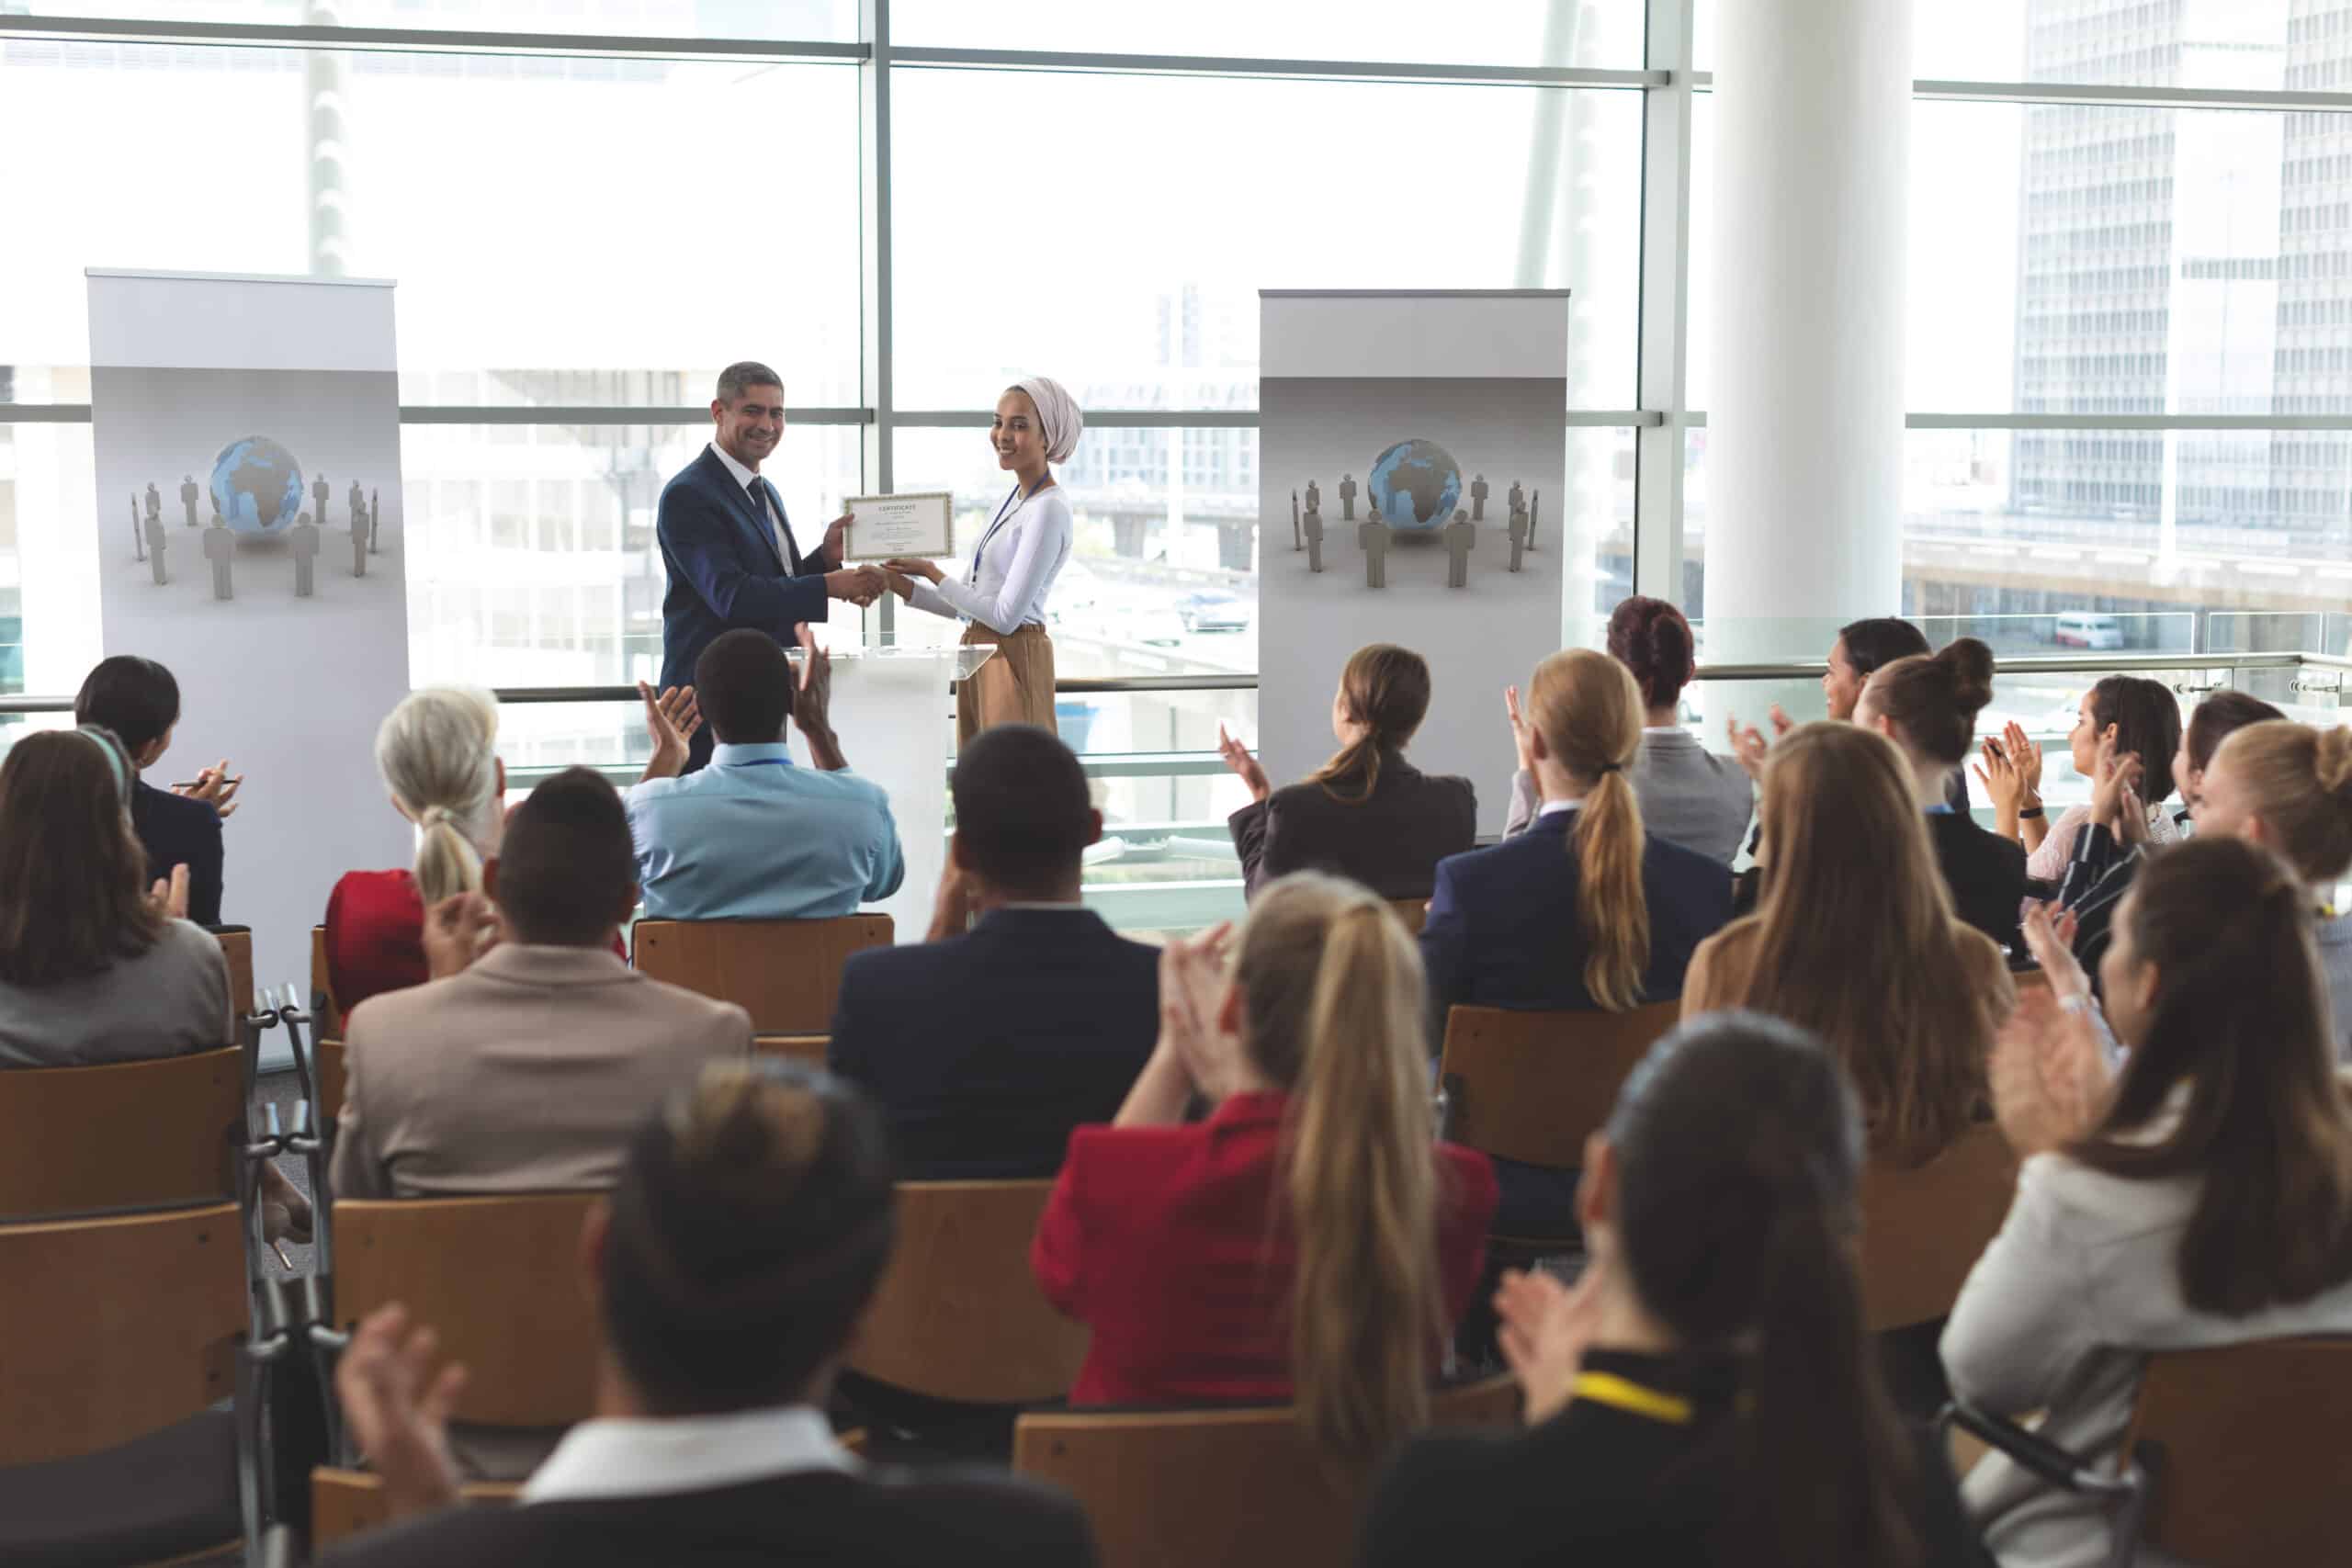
[1855,637,2028,953]
[1362,1013,1980,1568]
[1502,597,1751,863]
[1219,643,1476,899]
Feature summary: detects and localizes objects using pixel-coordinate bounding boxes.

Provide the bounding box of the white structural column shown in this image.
[1704,0,1913,662]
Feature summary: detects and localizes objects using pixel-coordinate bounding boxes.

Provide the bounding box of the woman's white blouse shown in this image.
[908,485,1074,636]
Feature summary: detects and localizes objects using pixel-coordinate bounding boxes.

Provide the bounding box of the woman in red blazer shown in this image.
[1032,871,1498,1467]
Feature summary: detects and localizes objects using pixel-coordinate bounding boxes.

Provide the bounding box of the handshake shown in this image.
[818,512,938,607]
[824,564,894,607]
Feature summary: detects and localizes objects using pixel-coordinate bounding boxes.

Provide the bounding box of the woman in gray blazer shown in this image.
[1501,597,1752,863]
[1945,835,2352,1568]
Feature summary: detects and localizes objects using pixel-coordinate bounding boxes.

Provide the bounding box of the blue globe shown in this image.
[208,436,304,536]
[1367,439,1463,532]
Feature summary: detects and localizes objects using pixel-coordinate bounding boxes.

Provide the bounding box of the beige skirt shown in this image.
[957,620,1058,743]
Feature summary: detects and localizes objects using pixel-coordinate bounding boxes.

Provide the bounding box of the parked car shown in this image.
[2052,612,2124,650]
[1177,590,1251,634]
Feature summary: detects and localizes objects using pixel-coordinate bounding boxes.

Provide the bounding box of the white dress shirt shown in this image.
[519,1404,854,1506]
[908,483,1073,636]
[708,442,800,570]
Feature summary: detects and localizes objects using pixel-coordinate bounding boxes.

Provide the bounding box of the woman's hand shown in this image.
[1159,924,1244,1098]
[422,892,500,981]
[1217,723,1272,804]
[335,1303,467,1524]
[147,863,190,921]
[174,761,244,820]
[1724,715,1770,784]
[2086,728,2143,834]
[2114,782,2151,846]
[2018,900,2089,1005]
[2005,720,2043,799]
[883,557,945,586]
[1507,684,1541,779]
[1991,987,2108,1157]
[1496,1261,1608,1427]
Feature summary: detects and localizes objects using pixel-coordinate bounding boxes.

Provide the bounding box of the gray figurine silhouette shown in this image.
[1360,516,1389,589]
[348,479,366,536]
[131,496,145,562]
[1339,473,1357,522]
[1528,488,1542,550]
[1508,506,1528,572]
[1291,488,1302,551]
[202,516,234,601]
[1471,474,1490,522]
[1306,479,1321,517]
[312,473,332,525]
[143,513,168,584]
[290,513,321,597]
[145,481,163,525]
[369,488,381,552]
[1507,479,1525,522]
[349,504,368,578]
[1444,509,1476,589]
[1305,506,1326,573]
[180,474,199,530]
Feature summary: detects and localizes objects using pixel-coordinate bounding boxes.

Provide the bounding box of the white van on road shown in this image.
[2053,612,2124,650]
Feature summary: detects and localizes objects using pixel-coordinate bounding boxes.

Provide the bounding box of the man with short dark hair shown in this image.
[828,725,1158,1179]
[627,631,902,920]
[74,655,241,925]
[330,767,752,1201]
[657,361,885,772]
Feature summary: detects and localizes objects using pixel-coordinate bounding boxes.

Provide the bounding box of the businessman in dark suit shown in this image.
[658,361,882,771]
[74,655,238,926]
[828,725,1159,1180]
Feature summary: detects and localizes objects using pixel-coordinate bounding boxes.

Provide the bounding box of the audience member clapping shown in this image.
[1978,673,2181,878]
[1032,873,1497,1468]
[1218,643,1475,900]
[1945,835,2352,1568]
[1362,1013,1981,1568]
[319,1061,1098,1568]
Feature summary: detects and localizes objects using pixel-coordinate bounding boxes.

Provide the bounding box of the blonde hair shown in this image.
[374,686,502,904]
[2215,722,2352,886]
[1236,873,1446,1470]
[1747,724,1993,1167]
[1527,649,1650,1010]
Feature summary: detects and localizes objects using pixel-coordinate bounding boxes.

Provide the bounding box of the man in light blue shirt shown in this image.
[628,628,903,920]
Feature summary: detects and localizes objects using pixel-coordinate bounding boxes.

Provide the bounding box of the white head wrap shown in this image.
[1009,376,1083,466]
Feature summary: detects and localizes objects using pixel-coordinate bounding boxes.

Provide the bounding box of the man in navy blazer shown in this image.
[658,361,882,771]
[828,725,1159,1180]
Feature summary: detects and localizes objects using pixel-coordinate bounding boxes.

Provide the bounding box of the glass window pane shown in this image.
[14,1,859,44]
[888,68,1643,410]
[890,0,1645,69]
[0,41,862,403]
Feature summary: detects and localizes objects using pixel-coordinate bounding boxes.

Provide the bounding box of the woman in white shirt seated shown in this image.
[1944,833,2352,1568]
[880,377,1080,742]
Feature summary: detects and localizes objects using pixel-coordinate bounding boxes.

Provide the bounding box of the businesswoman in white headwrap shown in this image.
[883,376,1081,741]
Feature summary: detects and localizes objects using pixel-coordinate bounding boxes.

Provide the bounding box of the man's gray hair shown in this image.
[716,361,784,403]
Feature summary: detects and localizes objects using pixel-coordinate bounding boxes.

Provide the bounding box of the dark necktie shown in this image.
[752,477,797,573]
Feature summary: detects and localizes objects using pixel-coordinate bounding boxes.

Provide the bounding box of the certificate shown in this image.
[842,491,955,560]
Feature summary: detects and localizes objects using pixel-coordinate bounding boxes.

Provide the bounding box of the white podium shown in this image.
[788,644,992,942]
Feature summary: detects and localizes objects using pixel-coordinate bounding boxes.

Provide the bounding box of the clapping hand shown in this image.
[1724,715,1770,783]
[1496,1260,1609,1427]
[1154,923,1241,1098]
[1768,703,1794,739]
[334,1304,466,1524]
[2018,900,2090,1005]
[1506,684,1540,779]
[636,681,700,781]
[1990,987,2109,1157]
[146,863,190,921]
[1217,723,1272,804]
[174,761,243,820]
[2086,727,2143,835]
[421,891,499,981]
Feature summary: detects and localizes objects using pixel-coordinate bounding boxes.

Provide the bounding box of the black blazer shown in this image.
[1360,1349,1990,1568]
[1227,750,1476,900]
[1928,809,2028,958]
[656,446,836,770]
[827,908,1159,1179]
[130,776,224,926]
[316,1467,1096,1568]
[2055,819,2144,997]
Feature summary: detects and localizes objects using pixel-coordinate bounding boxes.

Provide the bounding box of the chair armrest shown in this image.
[1940,1399,2140,1500]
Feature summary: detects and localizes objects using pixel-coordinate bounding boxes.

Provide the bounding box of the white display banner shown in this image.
[1259,290,1570,838]
[88,270,412,1037]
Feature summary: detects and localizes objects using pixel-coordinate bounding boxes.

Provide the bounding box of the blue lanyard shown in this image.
[967,486,1023,585]
[723,756,795,769]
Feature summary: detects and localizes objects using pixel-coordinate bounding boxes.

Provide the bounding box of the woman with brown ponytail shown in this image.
[1947,836,2352,1568]
[1031,873,1498,1469]
[1218,643,1476,899]
[1361,1013,1981,1568]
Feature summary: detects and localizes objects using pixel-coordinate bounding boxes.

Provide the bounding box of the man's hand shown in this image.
[824,567,884,607]
[421,891,498,980]
[821,510,854,564]
[636,682,699,783]
[926,857,975,942]
[147,863,190,921]
[792,644,850,772]
[335,1303,466,1524]
[174,761,244,820]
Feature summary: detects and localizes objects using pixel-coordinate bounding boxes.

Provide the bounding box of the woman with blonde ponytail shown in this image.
[1032,873,1498,1468]
[324,687,507,1010]
[1420,649,1732,1235]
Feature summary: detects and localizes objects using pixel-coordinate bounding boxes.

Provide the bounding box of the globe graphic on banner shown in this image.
[208,436,304,536]
[1366,439,1464,532]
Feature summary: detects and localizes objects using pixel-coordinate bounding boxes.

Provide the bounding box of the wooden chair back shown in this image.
[1014,1374,1521,1568]
[1436,1000,1681,1168]
[753,1034,830,1069]
[0,1203,247,1465]
[1857,1122,2019,1332]
[631,916,894,1034]
[0,1046,243,1217]
[311,1471,520,1550]
[215,929,255,1022]
[311,924,343,1038]
[316,1037,347,1130]
[2126,1337,2352,1566]
[328,1194,602,1427]
[848,1179,1088,1404]
[1385,898,1429,935]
